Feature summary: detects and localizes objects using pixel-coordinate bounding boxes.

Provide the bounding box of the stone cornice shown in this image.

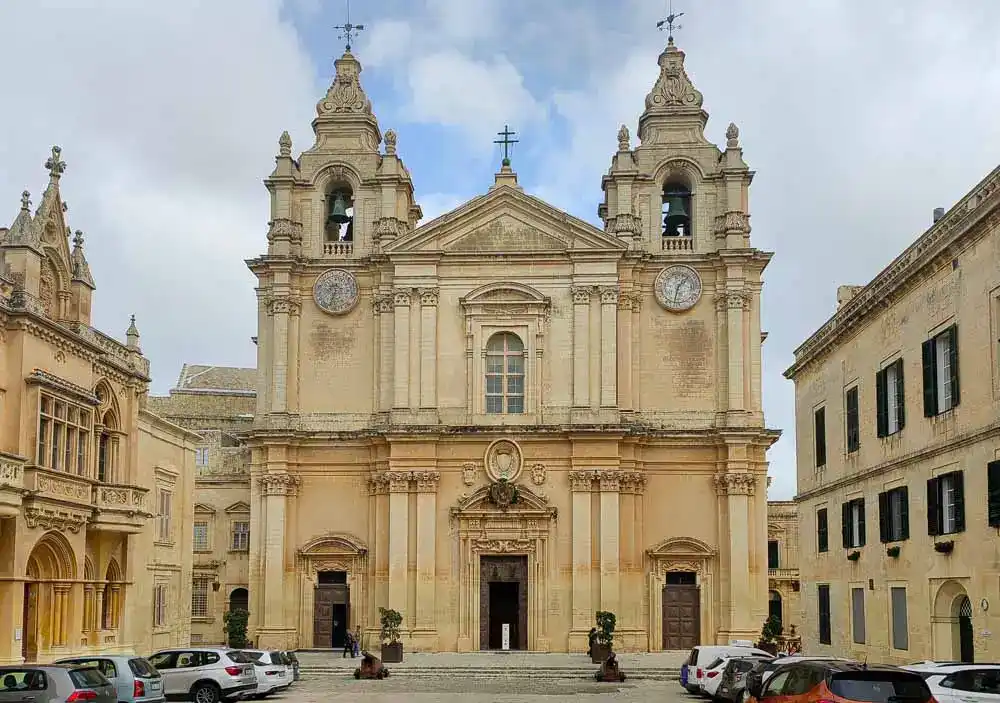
[786,166,1000,380]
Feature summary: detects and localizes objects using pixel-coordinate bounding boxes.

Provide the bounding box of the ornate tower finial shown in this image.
[72,230,85,248]
[656,0,684,46]
[20,191,31,211]
[726,122,740,148]
[494,125,519,168]
[126,314,140,350]
[278,130,292,157]
[334,0,365,52]
[45,146,66,180]
[617,124,631,151]
[384,129,397,156]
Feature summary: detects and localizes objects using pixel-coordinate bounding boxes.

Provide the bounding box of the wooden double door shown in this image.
[313,582,350,648]
[662,582,700,650]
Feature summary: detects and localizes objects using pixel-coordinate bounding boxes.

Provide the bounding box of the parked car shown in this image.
[712,655,774,702]
[55,655,164,703]
[682,644,775,694]
[741,655,853,703]
[278,652,299,682]
[0,664,116,703]
[746,660,933,703]
[147,648,256,703]
[237,651,292,698]
[904,662,1000,703]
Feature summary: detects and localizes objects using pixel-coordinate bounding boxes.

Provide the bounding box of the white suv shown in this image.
[238,650,293,697]
[904,663,1000,703]
[148,648,256,703]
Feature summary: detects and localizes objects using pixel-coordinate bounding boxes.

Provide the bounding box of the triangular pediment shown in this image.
[224,501,251,514]
[194,503,216,514]
[387,186,627,255]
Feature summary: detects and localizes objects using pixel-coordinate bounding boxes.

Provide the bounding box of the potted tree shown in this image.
[591,611,617,663]
[223,608,249,648]
[379,607,403,663]
[756,614,782,655]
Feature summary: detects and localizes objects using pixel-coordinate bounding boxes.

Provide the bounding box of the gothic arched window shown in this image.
[485,332,525,414]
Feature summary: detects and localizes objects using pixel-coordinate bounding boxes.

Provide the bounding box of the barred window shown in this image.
[191,579,209,617]
[231,521,250,551]
[193,522,209,552]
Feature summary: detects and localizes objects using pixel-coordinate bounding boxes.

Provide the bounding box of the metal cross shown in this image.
[494,125,519,167]
[334,0,365,52]
[45,145,66,179]
[656,0,684,43]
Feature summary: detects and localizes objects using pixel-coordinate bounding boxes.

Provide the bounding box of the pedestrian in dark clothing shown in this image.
[343,631,354,658]
[587,627,597,656]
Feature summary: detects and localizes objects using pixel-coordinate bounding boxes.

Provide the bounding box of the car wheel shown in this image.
[192,682,221,703]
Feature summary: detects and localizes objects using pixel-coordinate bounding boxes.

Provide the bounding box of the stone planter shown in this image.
[591,643,612,664]
[380,642,403,663]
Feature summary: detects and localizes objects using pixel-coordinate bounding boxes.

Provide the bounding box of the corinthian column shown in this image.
[569,471,593,633]
[393,291,411,410]
[414,472,439,632]
[374,296,395,412]
[715,469,755,641]
[386,472,410,614]
[599,287,618,408]
[722,291,750,412]
[257,472,300,648]
[571,287,591,407]
[598,472,620,613]
[268,296,300,413]
[419,289,438,409]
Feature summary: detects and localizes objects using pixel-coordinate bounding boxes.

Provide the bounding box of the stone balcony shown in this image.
[0,456,26,517]
[90,483,152,533]
[768,567,800,591]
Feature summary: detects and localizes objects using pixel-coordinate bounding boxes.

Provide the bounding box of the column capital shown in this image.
[715,290,752,311]
[414,470,440,492]
[386,470,412,493]
[597,470,620,492]
[373,295,394,315]
[568,470,595,491]
[258,472,301,496]
[53,583,72,594]
[713,471,756,496]
[599,286,620,306]
[418,288,439,307]
[392,289,411,307]
[570,287,592,305]
[618,470,647,495]
[267,295,301,316]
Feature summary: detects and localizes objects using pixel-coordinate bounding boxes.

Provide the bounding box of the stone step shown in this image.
[300,666,680,680]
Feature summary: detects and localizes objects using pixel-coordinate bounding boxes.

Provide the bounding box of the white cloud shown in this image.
[415,192,469,224]
[360,19,414,68]
[0,0,319,390]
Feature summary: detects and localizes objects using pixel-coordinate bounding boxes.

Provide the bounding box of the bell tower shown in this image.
[599,36,753,255]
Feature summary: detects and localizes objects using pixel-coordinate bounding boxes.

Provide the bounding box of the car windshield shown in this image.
[129,659,160,679]
[828,672,932,703]
[69,668,108,688]
[241,652,264,663]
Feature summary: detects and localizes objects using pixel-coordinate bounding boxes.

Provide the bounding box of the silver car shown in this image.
[148,649,256,703]
[56,655,164,703]
[0,664,115,703]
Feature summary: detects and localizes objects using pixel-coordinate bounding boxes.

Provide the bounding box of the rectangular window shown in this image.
[814,407,827,468]
[36,393,91,474]
[231,521,250,551]
[989,461,1000,528]
[927,470,965,536]
[851,587,866,645]
[817,508,829,553]
[877,359,906,437]
[193,521,209,552]
[922,325,960,416]
[878,486,910,543]
[767,540,779,569]
[157,490,173,542]
[153,584,167,627]
[191,579,209,617]
[195,447,209,466]
[841,498,866,549]
[818,584,832,645]
[845,386,860,453]
[890,587,909,650]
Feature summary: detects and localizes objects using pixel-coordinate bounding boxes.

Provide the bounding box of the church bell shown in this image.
[327,192,352,225]
[662,193,691,236]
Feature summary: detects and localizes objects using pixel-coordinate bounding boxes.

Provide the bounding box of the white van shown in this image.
[680,643,775,694]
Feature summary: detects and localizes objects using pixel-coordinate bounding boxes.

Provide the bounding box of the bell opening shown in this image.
[325,186,355,243]
[662,183,692,237]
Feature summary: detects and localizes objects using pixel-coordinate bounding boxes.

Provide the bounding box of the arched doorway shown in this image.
[229,588,248,613]
[958,596,974,663]
[23,532,77,661]
[769,590,783,626]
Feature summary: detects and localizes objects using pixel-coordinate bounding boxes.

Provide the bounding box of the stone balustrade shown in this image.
[323,241,353,257]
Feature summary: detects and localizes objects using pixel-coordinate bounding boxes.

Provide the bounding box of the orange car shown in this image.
[746,660,936,703]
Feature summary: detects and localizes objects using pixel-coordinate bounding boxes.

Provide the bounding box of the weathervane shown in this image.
[334,0,365,52]
[656,0,684,43]
[494,125,519,167]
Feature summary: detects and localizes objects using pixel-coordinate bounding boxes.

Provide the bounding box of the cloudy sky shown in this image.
[2,0,999,499]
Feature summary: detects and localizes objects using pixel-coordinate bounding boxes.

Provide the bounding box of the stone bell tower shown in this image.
[599,37,753,256]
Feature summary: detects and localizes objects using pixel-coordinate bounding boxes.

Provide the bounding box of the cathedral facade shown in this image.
[247,38,778,652]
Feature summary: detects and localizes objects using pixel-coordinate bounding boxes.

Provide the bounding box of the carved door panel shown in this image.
[662,585,700,650]
[313,586,335,648]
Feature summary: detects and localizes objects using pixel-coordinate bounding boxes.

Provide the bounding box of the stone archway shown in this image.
[23,531,77,660]
[449,484,557,651]
[296,532,368,649]
[932,580,975,663]
[646,536,717,651]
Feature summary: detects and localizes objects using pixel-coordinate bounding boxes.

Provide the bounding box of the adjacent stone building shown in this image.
[766,500,801,637]
[786,166,1000,663]
[247,36,779,653]
[148,364,256,645]
[0,149,198,663]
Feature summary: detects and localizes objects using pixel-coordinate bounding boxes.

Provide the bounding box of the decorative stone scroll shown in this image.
[484,439,522,483]
[24,506,88,533]
[258,472,301,496]
[713,472,756,496]
[268,296,301,316]
[313,268,359,315]
[470,538,535,554]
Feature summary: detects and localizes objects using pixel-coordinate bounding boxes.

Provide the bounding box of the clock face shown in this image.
[654,265,702,311]
[313,268,359,315]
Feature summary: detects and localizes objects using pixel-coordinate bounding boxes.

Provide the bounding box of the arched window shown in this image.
[485,333,525,414]
[97,411,118,483]
[229,587,249,613]
[325,185,354,243]
[662,182,692,237]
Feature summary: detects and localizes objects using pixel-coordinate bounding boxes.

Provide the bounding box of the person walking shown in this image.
[353,627,361,657]
[343,629,354,658]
